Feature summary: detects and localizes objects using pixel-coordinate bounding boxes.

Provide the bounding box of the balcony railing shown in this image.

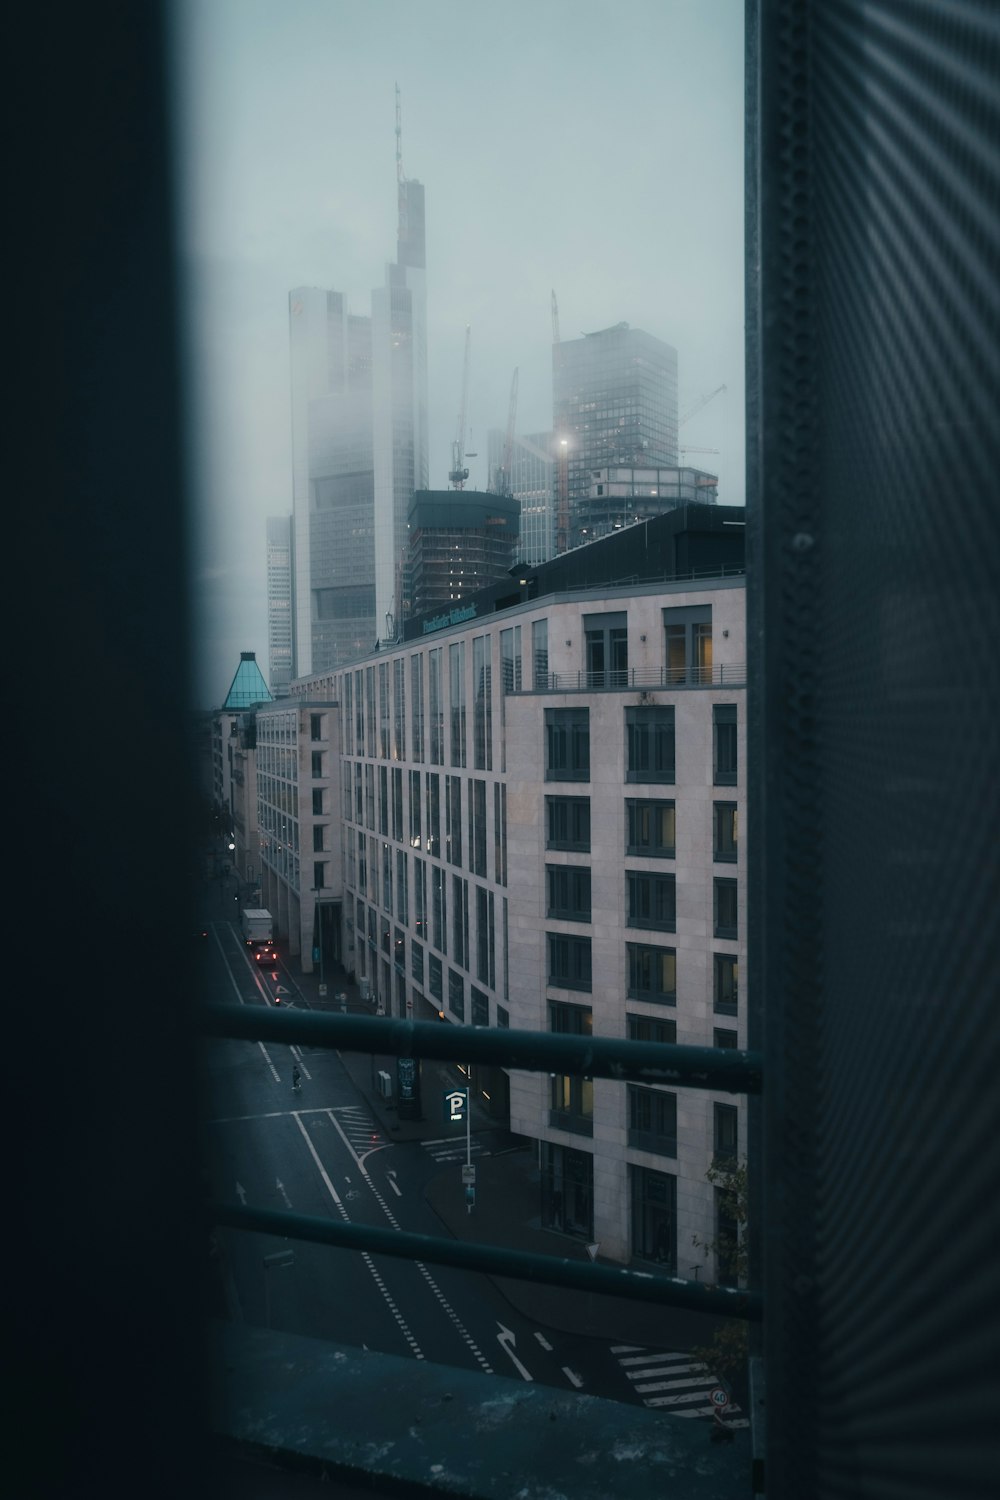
[528,663,746,693]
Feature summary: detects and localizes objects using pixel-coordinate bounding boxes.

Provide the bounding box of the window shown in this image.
[411,940,424,986]
[713,801,737,862]
[311,750,324,778]
[365,763,375,830]
[471,779,487,877]
[714,1027,738,1049]
[451,874,467,968]
[627,1014,677,1046]
[428,648,444,764]
[379,765,388,836]
[714,877,738,938]
[714,953,738,1015]
[625,799,675,857]
[547,865,591,922]
[630,1164,676,1272]
[541,1142,593,1239]
[446,775,462,866]
[627,943,676,1005]
[413,857,427,939]
[532,617,548,688]
[713,704,737,785]
[428,953,442,1002]
[627,871,676,931]
[475,885,490,984]
[625,705,674,783]
[395,850,408,924]
[410,653,424,763]
[584,611,628,687]
[313,786,325,816]
[545,708,590,781]
[714,1102,739,1162]
[663,604,712,685]
[408,770,421,847]
[495,1005,509,1029]
[548,933,592,991]
[472,635,492,770]
[546,796,591,851]
[313,861,325,890]
[393,658,405,761]
[432,866,446,953]
[449,641,466,767]
[628,1086,677,1157]
[426,773,440,858]
[470,986,489,1027]
[312,825,324,852]
[310,712,323,741]
[493,782,506,885]
[448,969,465,1021]
[392,768,403,843]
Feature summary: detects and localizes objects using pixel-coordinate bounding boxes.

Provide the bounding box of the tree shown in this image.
[690,1155,749,1387]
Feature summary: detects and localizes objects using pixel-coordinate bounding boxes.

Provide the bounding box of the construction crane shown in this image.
[679,383,727,427]
[448,325,472,489]
[493,368,519,497]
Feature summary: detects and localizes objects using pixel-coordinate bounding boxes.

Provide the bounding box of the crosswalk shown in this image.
[420,1134,491,1165]
[330,1104,386,1155]
[611,1346,749,1426]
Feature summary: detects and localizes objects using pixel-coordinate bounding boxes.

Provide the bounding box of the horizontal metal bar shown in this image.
[200,1005,762,1094]
[214,1201,762,1322]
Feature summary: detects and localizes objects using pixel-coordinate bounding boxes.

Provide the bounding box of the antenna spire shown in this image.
[395,82,405,184]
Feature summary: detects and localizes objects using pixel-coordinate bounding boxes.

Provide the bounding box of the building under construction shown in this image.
[404,490,520,621]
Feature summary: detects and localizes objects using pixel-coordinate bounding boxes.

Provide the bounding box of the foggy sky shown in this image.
[171,0,746,709]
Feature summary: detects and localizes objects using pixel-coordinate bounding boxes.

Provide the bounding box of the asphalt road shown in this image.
[198,911,649,1406]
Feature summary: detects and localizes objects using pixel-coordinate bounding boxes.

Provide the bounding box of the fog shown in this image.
[171,0,745,708]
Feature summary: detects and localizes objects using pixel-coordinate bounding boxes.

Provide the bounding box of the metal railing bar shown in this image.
[200,1005,762,1094]
[212,1201,762,1322]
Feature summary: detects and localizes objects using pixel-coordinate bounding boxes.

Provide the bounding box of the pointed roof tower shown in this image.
[223,652,273,710]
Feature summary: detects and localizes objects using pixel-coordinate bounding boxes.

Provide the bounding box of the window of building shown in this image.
[428,648,444,764]
[310,712,323,741]
[713,704,737,785]
[493,782,506,885]
[546,795,590,852]
[426,773,440,859]
[446,775,463,866]
[411,940,424,986]
[546,865,592,923]
[313,786,325,817]
[408,770,421,848]
[470,986,489,1027]
[392,768,404,843]
[448,968,465,1021]
[714,877,738,938]
[630,1164,676,1271]
[432,865,446,953]
[584,611,628,688]
[452,874,468,969]
[313,861,325,890]
[541,1142,593,1239]
[393,658,405,761]
[625,705,674,783]
[547,933,592,991]
[496,1005,509,1029]
[714,953,738,1014]
[714,1027,738,1049]
[627,1014,677,1046]
[627,871,676,931]
[625,799,675,857]
[475,885,489,985]
[379,765,388,836]
[312,825,324,852]
[627,943,676,1005]
[663,604,712,685]
[449,641,466,767]
[545,708,590,781]
[532,617,549,689]
[471,778,487,878]
[410,653,424,763]
[413,857,427,940]
[628,1086,677,1157]
[472,635,492,771]
[396,850,408,925]
[428,953,442,1003]
[311,750,324,778]
[714,1102,739,1163]
[713,801,737,862]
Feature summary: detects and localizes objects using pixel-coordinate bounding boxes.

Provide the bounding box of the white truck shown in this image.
[240,908,273,947]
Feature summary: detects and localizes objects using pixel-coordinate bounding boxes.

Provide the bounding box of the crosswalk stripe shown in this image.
[633,1376,713,1394]
[613,1344,745,1426]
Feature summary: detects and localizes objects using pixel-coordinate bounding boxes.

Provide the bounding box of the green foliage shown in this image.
[690,1156,749,1386]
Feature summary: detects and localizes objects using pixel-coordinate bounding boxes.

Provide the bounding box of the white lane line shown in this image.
[325,1110,493,1375]
[533,1332,553,1351]
[275,1177,292,1209]
[292,1112,424,1361]
[634,1375,713,1394]
[497,1323,533,1382]
[563,1367,584,1389]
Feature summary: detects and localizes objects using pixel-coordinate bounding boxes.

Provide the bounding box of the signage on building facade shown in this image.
[422,603,478,635]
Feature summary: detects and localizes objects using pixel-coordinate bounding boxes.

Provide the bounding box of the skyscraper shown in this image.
[552,322,678,549]
[287,102,428,677]
[265,515,293,698]
[486,429,554,565]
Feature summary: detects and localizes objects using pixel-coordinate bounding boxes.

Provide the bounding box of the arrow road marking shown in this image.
[235,1182,246,1205]
[386,1169,402,1197]
[497,1323,534,1382]
[275,1177,291,1209]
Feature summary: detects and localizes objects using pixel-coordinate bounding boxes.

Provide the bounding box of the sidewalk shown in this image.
[280,950,730,1356]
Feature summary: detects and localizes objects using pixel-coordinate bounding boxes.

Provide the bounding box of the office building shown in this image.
[287,141,428,676]
[553,323,679,549]
[405,489,520,620]
[487,428,554,565]
[266,515,294,698]
[279,505,747,1276]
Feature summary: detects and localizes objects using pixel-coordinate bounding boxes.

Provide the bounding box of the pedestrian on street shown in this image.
[292,1064,301,1092]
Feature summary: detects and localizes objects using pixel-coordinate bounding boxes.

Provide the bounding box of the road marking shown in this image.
[291,1113,425,1362]
[533,1332,553,1351]
[235,1181,246,1205]
[497,1323,533,1382]
[386,1170,402,1197]
[290,1045,312,1081]
[562,1367,584,1389]
[275,1177,291,1209]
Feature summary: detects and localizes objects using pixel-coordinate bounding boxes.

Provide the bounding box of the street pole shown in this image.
[466,1068,472,1213]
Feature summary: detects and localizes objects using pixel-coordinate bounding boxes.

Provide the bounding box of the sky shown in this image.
[170,0,746,709]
